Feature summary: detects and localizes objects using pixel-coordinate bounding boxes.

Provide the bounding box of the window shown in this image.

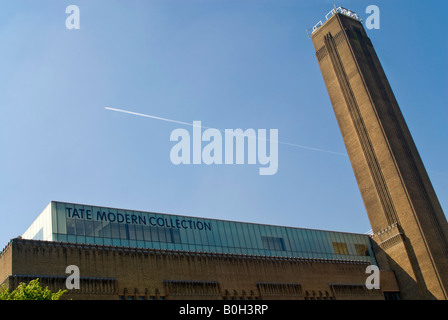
[332,242,349,255]
[111,223,120,238]
[84,221,94,237]
[170,229,181,243]
[143,227,181,244]
[119,224,128,239]
[135,225,144,241]
[262,236,286,251]
[75,220,85,236]
[66,219,75,235]
[355,244,370,256]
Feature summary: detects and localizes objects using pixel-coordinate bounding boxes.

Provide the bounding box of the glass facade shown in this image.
[22,201,377,264]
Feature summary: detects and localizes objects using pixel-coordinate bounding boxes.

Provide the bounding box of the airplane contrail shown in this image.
[105,107,349,157]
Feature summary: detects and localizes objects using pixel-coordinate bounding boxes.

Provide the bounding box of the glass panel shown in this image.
[149,226,158,242]
[310,231,321,253]
[102,221,112,238]
[66,219,76,235]
[86,236,95,244]
[302,229,311,253]
[119,224,128,240]
[355,244,369,256]
[111,223,120,239]
[198,219,209,247]
[85,219,94,237]
[193,219,203,249]
[56,202,67,235]
[56,234,67,242]
[215,221,226,248]
[121,239,130,247]
[93,221,102,237]
[135,225,144,241]
[143,225,151,242]
[240,223,252,251]
[75,220,85,236]
[171,229,181,243]
[157,228,167,243]
[224,222,234,248]
[289,228,301,253]
[205,223,216,247]
[332,241,349,255]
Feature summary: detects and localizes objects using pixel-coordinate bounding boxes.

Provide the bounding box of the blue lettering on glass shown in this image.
[65,207,211,231]
[66,208,91,220]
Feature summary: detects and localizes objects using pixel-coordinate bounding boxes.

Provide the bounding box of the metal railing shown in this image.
[307,6,363,37]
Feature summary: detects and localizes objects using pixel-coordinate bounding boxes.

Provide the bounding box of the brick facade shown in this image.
[0,238,398,300]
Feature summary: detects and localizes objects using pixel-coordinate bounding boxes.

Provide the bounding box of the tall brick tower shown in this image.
[310,7,448,299]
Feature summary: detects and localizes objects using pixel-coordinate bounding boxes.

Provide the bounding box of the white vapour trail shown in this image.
[105,107,348,157]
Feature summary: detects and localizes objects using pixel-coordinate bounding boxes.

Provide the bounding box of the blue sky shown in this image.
[0,0,447,248]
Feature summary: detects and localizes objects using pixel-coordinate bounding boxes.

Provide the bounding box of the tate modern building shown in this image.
[0,201,397,300]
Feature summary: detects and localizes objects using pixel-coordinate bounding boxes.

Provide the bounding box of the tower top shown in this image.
[307,6,363,38]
